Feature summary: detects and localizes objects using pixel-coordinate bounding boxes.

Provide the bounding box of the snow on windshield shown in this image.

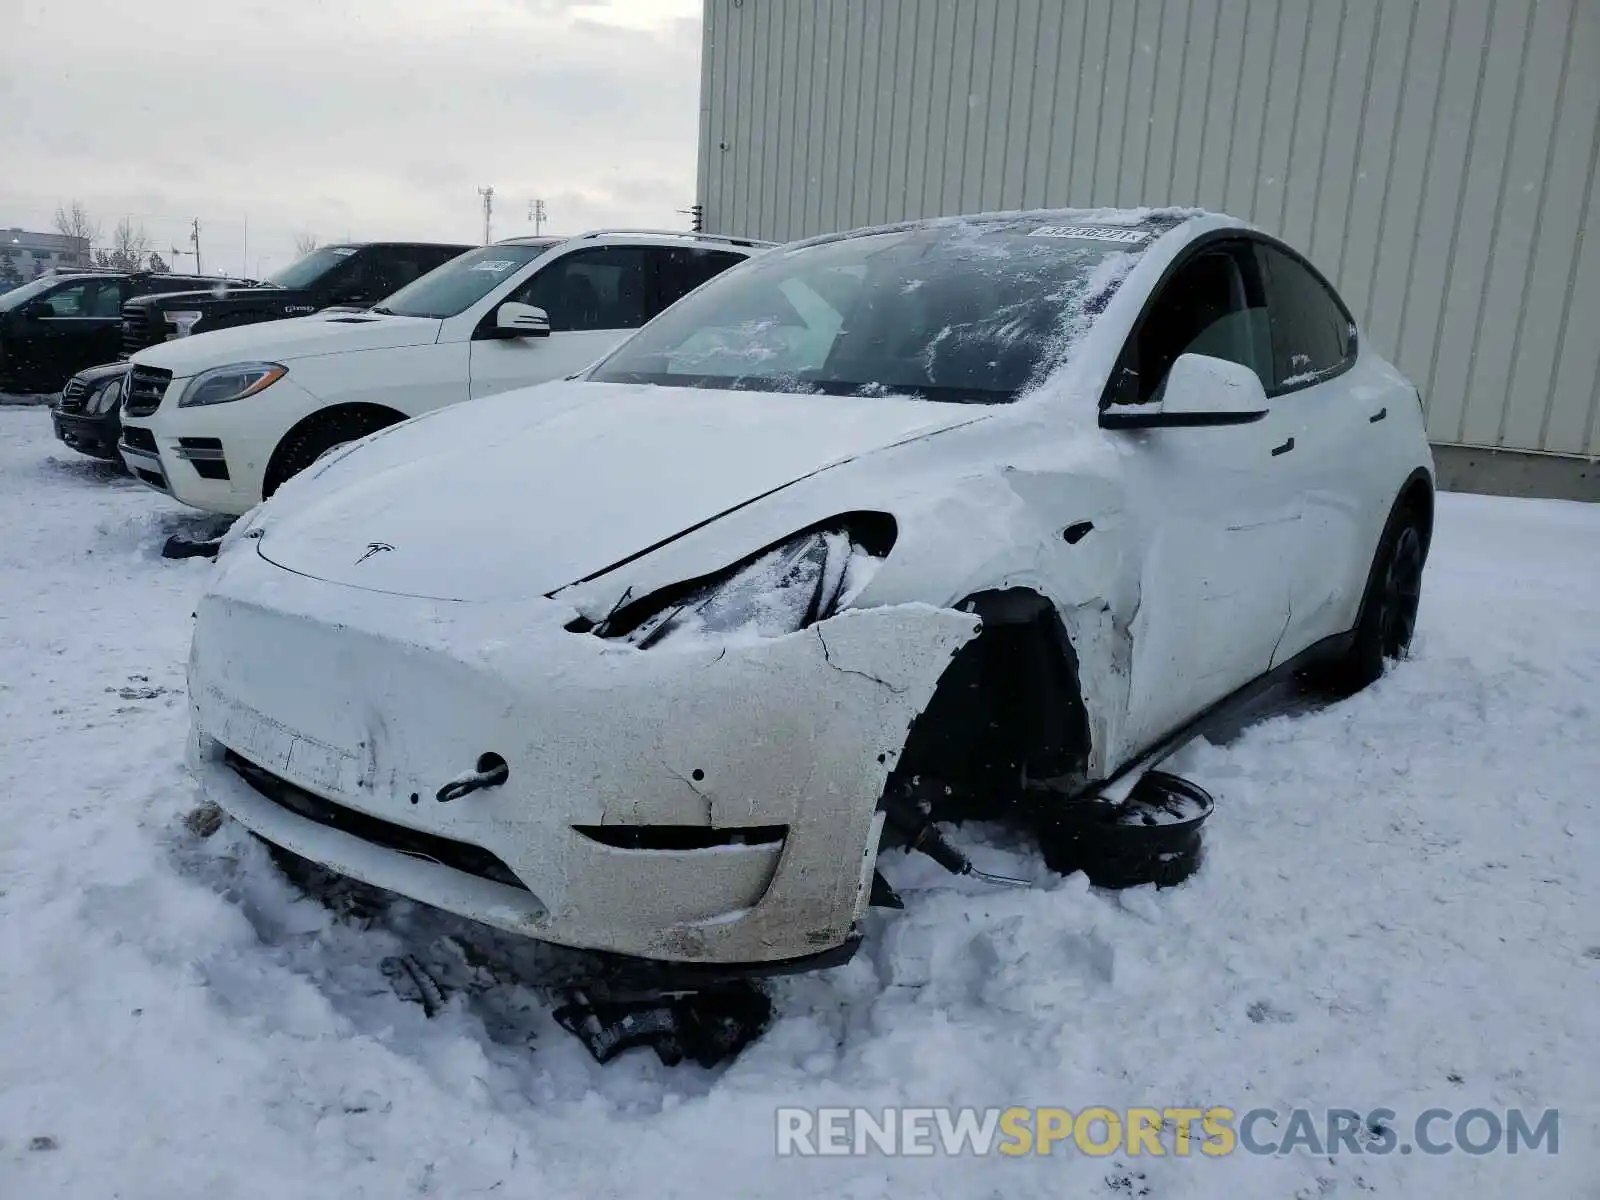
[591,214,1166,405]
[376,243,554,319]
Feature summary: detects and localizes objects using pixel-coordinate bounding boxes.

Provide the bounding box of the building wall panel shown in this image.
[699,0,1600,458]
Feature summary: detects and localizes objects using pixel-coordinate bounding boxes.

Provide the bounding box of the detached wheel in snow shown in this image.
[1309,502,1427,695]
[1037,771,1214,888]
[262,407,402,498]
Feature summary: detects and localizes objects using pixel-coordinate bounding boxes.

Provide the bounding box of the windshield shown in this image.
[375,242,558,319]
[266,246,361,290]
[0,275,63,312]
[589,220,1154,404]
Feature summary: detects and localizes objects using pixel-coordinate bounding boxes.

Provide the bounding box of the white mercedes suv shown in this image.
[117,230,767,514]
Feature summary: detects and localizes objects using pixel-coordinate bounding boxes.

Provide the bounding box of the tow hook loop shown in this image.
[436,753,509,803]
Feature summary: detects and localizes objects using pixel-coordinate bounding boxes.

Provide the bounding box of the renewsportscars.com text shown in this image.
[775,1106,1560,1158]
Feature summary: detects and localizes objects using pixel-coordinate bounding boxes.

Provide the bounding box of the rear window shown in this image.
[590,221,1156,404]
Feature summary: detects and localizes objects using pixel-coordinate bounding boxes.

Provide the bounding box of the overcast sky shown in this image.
[1,0,703,278]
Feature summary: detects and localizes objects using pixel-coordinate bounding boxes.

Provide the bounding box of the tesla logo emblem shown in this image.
[356,542,394,564]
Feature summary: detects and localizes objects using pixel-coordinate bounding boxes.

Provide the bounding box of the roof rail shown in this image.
[572,228,778,249]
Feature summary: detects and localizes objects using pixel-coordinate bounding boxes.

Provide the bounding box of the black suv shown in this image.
[0,269,250,394]
[118,241,472,356]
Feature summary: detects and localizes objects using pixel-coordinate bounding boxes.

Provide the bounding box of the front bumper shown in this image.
[52,407,123,461]
[189,545,979,965]
[118,371,300,515]
[119,418,269,516]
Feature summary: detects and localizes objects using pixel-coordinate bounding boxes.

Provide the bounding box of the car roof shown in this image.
[496,229,774,251]
[40,270,252,283]
[330,241,476,249]
[786,206,1216,251]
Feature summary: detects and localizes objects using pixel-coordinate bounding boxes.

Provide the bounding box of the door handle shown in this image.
[1271,436,1295,456]
[1368,407,1387,423]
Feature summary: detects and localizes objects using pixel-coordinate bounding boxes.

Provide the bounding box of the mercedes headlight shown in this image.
[595,515,896,649]
[163,310,205,338]
[87,375,126,414]
[179,362,287,408]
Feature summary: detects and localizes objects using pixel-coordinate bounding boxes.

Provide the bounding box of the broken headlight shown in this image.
[597,514,896,649]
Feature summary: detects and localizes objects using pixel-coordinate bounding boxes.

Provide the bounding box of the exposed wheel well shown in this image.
[1398,468,1435,558]
[886,587,1091,825]
[263,403,407,497]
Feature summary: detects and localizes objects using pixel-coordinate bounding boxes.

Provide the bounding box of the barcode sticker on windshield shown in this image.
[1029,225,1151,244]
[470,260,517,273]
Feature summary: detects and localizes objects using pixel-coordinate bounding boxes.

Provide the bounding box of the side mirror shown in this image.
[493,302,551,339]
[1099,353,1269,429]
[23,301,53,321]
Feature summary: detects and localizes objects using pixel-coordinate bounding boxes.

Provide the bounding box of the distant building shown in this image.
[1,228,92,278]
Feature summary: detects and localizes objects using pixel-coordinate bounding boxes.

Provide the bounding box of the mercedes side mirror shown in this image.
[1099,353,1269,429]
[493,302,551,339]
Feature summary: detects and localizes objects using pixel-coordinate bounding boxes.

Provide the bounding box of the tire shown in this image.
[263,408,400,498]
[1309,501,1427,695]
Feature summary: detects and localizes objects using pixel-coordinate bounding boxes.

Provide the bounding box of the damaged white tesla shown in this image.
[188,208,1434,971]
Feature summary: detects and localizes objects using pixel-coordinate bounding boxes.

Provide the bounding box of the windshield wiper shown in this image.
[370,305,395,316]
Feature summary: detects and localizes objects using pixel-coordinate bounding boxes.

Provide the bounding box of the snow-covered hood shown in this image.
[129,311,442,375]
[255,381,991,602]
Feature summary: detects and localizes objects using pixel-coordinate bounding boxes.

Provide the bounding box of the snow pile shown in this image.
[0,410,1597,1198]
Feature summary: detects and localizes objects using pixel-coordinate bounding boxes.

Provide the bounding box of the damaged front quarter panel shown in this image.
[625,602,982,963]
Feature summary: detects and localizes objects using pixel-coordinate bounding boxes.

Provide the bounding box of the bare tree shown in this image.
[0,246,21,287]
[53,201,101,264]
[94,217,153,272]
[146,250,169,274]
[292,231,320,257]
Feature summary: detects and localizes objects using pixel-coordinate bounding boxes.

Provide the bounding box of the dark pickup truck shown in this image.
[118,241,472,355]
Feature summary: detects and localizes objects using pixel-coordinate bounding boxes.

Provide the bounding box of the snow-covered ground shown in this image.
[1,407,1595,1198]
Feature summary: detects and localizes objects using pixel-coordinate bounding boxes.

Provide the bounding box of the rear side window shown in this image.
[84,278,126,316]
[652,248,746,316]
[1253,243,1355,391]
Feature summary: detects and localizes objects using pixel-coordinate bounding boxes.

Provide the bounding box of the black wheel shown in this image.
[263,407,400,498]
[1035,772,1214,889]
[1310,503,1427,695]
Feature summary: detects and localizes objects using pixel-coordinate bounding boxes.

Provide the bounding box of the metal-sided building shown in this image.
[696,0,1600,498]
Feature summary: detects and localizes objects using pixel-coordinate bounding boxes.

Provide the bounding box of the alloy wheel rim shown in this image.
[1378,525,1423,659]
